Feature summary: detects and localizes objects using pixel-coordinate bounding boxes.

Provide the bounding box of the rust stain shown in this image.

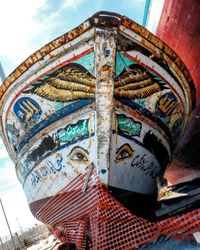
[91,16,120,29]
[121,16,195,97]
[0,21,92,105]
[0,11,195,147]
[0,12,195,109]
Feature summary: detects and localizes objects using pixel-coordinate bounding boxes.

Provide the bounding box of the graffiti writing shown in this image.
[31,155,65,187]
[20,164,32,180]
[131,154,158,179]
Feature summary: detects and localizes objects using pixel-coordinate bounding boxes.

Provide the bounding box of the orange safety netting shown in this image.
[36,171,200,249]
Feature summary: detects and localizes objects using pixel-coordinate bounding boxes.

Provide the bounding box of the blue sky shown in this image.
[0,0,147,77]
[0,0,149,238]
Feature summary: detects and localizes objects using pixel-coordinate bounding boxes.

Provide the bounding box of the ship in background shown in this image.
[0,1,200,248]
[146,0,200,186]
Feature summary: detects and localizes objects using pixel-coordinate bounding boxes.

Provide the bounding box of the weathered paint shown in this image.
[23,112,96,203]
[3,47,95,160]
[0,12,195,217]
[95,30,116,185]
[156,0,200,184]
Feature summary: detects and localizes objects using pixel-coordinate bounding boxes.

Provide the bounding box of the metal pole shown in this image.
[142,0,152,27]
[0,237,4,250]
[0,62,6,83]
[0,199,16,250]
[16,218,23,235]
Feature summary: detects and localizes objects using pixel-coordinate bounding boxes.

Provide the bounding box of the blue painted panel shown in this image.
[13,97,42,122]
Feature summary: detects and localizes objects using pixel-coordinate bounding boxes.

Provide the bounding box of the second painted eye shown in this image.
[68,147,89,163]
[118,150,130,159]
[115,144,134,163]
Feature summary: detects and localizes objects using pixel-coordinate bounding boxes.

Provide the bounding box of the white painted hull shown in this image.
[0,12,195,218]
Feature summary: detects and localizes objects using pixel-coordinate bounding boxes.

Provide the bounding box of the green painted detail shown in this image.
[115,53,136,76]
[58,119,89,142]
[41,75,50,80]
[160,116,170,126]
[25,81,42,92]
[34,81,42,85]
[134,98,146,108]
[74,52,95,76]
[55,101,69,110]
[148,71,167,86]
[117,114,142,137]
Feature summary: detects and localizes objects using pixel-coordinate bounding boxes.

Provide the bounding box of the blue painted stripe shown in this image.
[113,130,145,148]
[54,133,94,153]
[17,99,94,154]
[142,0,151,27]
[116,97,172,144]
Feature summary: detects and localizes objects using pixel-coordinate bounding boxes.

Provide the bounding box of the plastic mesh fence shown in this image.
[36,172,200,249]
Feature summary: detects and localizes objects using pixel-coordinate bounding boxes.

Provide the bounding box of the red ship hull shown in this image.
[156,0,200,184]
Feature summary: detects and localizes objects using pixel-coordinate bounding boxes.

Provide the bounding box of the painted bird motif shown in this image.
[114,64,167,100]
[24,63,95,102]
[24,63,166,102]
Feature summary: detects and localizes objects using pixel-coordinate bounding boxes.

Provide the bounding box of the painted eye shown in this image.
[68,147,89,163]
[71,152,88,161]
[115,144,134,163]
[118,150,130,159]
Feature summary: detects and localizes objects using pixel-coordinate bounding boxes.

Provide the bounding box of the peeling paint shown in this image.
[0,12,195,213]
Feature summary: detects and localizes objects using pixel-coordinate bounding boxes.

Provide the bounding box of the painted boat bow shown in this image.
[0,11,196,218]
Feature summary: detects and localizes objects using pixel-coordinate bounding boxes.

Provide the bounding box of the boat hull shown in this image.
[0,12,195,219]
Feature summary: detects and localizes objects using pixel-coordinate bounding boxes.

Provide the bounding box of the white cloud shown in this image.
[0,137,11,160]
[0,147,9,159]
[0,137,4,145]
[0,0,48,65]
[0,0,68,71]
[61,0,85,9]
[0,158,17,192]
[0,0,87,74]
